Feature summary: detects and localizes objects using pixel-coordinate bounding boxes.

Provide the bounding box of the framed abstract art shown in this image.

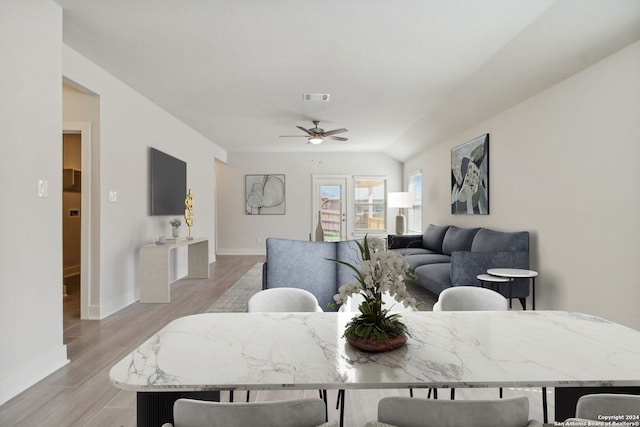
[245,174,286,215]
[451,134,489,215]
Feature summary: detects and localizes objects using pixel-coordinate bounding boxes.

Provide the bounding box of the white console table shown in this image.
[139,238,209,303]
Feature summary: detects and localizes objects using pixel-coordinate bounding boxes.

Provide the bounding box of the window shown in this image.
[354,177,387,233]
[407,172,422,234]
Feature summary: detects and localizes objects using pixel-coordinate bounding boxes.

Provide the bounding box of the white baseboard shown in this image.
[87,304,101,320]
[216,248,266,256]
[0,344,69,406]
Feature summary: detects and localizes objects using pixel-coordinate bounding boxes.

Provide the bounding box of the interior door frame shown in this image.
[311,174,350,241]
[63,122,92,319]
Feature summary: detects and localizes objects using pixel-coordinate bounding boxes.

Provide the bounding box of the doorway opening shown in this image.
[63,133,82,323]
[312,175,349,241]
[62,122,92,320]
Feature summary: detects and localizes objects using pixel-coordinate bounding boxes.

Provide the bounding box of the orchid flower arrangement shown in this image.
[331,235,416,343]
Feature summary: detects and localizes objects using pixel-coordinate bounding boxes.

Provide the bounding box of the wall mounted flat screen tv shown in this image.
[149,147,187,216]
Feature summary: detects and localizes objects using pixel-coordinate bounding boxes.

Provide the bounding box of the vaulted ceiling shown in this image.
[54,0,640,161]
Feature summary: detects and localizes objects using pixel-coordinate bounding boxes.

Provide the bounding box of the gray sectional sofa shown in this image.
[388,224,530,307]
[262,238,362,311]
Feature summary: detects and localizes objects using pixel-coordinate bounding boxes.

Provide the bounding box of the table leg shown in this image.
[508,280,513,309]
[339,389,345,427]
[320,390,328,421]
[532,277,536,310]
[542,386,548,423]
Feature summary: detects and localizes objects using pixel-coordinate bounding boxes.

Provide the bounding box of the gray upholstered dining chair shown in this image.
[364,396,543,427]
[564,393,640,423]
[248,287,323,312]
[161,397,337,427]
[243,288,323,401]
[433,285,509,311]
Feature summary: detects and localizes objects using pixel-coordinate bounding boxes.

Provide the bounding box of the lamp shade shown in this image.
[388,192,415,209]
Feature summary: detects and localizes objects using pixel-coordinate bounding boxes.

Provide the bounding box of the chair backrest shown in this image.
[433,286,509,311]
[248,287,322,312]
[575,393,640,420]
[172,398,327,427]
[377,396,531,427]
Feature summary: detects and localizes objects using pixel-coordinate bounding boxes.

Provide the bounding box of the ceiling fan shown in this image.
[280,120,348,144]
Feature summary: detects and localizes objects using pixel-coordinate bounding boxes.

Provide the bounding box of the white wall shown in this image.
[0,0,68,406]
[1,0,228,404]
[63,45,227,318]
[216,152,403,254]
[404,41,640,329]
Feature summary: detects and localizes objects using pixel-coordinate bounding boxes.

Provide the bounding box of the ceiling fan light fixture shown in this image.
[279,120,347,144]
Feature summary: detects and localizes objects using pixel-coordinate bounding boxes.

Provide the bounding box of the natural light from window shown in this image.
[354,177,387,233]
[407,172,422,234]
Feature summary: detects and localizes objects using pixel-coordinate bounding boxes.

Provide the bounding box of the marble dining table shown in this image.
[110,310,640,425]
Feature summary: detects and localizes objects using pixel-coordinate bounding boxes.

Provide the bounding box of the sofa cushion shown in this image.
[442,226,480,255]
[391,247,436,257]
[422,224,450,252]
[403,253,451,273]
[414,263,452,296]
[471,228,529,252]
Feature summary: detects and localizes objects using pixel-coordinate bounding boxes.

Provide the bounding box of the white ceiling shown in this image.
[54,0,640,161]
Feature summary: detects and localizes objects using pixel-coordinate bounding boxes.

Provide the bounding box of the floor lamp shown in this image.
[388,192,415,235]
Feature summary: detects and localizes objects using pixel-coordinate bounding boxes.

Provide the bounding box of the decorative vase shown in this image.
[172,227,180,238]
[315,210,324,242]
[346,332,407,353]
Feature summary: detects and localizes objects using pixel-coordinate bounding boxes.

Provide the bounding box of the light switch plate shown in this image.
[37,179,48,197]
[109,191,117,202]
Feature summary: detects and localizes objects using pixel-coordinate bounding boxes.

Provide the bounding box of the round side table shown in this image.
[487,268,538,310]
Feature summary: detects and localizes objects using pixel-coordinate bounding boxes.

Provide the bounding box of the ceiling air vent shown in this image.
[303,93,330,102]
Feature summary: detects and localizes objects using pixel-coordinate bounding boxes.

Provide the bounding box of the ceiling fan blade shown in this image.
[328,136,348,141]
[296,126,313,136]
[322,128,348,137]
[279,135,307,138]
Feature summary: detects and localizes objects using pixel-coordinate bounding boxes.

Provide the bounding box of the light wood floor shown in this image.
[0,255,553,426]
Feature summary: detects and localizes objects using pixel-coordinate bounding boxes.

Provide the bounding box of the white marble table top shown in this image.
[488,268,539,278]
[110,311,640,392]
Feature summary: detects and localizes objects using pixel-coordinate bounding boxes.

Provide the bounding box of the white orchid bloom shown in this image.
[332,235,417,311]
